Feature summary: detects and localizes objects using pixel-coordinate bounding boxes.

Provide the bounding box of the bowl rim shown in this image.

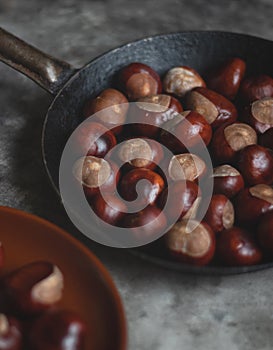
[0,205,127,350]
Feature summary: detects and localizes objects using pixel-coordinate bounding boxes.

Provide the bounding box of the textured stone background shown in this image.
[1,1,273,349]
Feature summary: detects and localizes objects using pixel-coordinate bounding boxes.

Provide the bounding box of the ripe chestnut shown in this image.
[160,110,212,153]
[165,220,215,266]
[239,74,273,104]
[216,227,262,266]
[83,88,129,134]
[236,144,273,185]
[212,164,244,198]
[132,94,183,138]
[4,261,64,316]
[259,127,273,150]
[119,168,165,210]
[117,62,162,100]
[210,122,257,164]
[115,137,163,170]
[73,156,119,198]
[74,121,116,157]
[185,87,238,129]
[0,314,22,350]
[204,194,234,233]
[257,211,273,255]
[163,66,206,97]
[234,184,273,225]
[207,57,246,100]
[167,153,206,182]
[91,192,127,226]
[121,205,167,240]
[28,309,86,350]
[243,97,273,134]
[158,180,200,222]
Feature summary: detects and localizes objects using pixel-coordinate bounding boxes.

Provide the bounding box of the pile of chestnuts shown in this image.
[0,243,86,349]
[73,58,273,268]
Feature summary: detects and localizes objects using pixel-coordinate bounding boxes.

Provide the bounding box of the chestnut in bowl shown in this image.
[165,220,215,266]
[236,144,273,185]
[239,74,273,104]
[216,227,262,266]
[243,97,273,134]
[212,164,244,198]
[185,87,238,129]
[210,122,257,164]
[257,211,273,255]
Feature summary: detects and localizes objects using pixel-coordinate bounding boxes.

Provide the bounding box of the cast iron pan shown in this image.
[1,28,273,274]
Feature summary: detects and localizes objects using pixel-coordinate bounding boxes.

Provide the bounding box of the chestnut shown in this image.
[28,309,86,350]
[212,164,244,198]
[91,192,127,226]
[121,205,167,240]
[163,66,206,97]
[73,156,119,198]
[119,168,165,211]
[117,62,162,100]
[243,97,273,134]
[74,121,116,157]
[132,94,183,138]
[167,153,206,182]
[160,110,212,153]
[158,180,200,222]
[185,87,238,129]
[216,227,262,266]
[257,211,273,254]
[239,74,273,104]
[259,127,273,150]
[4,261,64,316]
[83,88,129,134]
[204,194,234,233]
[115,137,163,170]
[236,144,273,185]
[210,122,257,164]
[234,184,273,225]
[0,314,22,350]
[165,220,215,266]
[207,57,246,100]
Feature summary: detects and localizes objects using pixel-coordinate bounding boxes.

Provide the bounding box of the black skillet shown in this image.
[1,28,273,274]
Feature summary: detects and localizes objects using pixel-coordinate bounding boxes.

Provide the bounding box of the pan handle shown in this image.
[0,27,77,95]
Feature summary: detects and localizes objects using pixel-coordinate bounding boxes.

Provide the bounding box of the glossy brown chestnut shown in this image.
[234,184,273,225]
[73,156,119,198]
[132,94,183,138]
[83,88,129,134]
[4,261,64,316]
[257,211,273,254]
[119,168,165,210]
[212,164,244,198]
[158,180,200,222]
[165,220,215,266]
[204,194,234,233]
[207,57,246,100]
[259,127,273,150]
[167,153,206,182]
[0,314,22,350]
[163,66,206,97]
[243,97,273,134]
[117,62,162,100]
[185,87,238,129]
[121,205,167,240]
[239,74,273,104]
[91,192,127,226]
[74,121,117,157]
[236,144,273,185]
[210,122,257,164]
[216,227,262,266]
[28,309,86,350]
[115,137,163,170]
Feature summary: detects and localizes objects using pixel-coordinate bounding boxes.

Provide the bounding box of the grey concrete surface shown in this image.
[1,1,273,349]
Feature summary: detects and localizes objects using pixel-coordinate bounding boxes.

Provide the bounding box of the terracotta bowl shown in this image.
[0,206,127,350]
